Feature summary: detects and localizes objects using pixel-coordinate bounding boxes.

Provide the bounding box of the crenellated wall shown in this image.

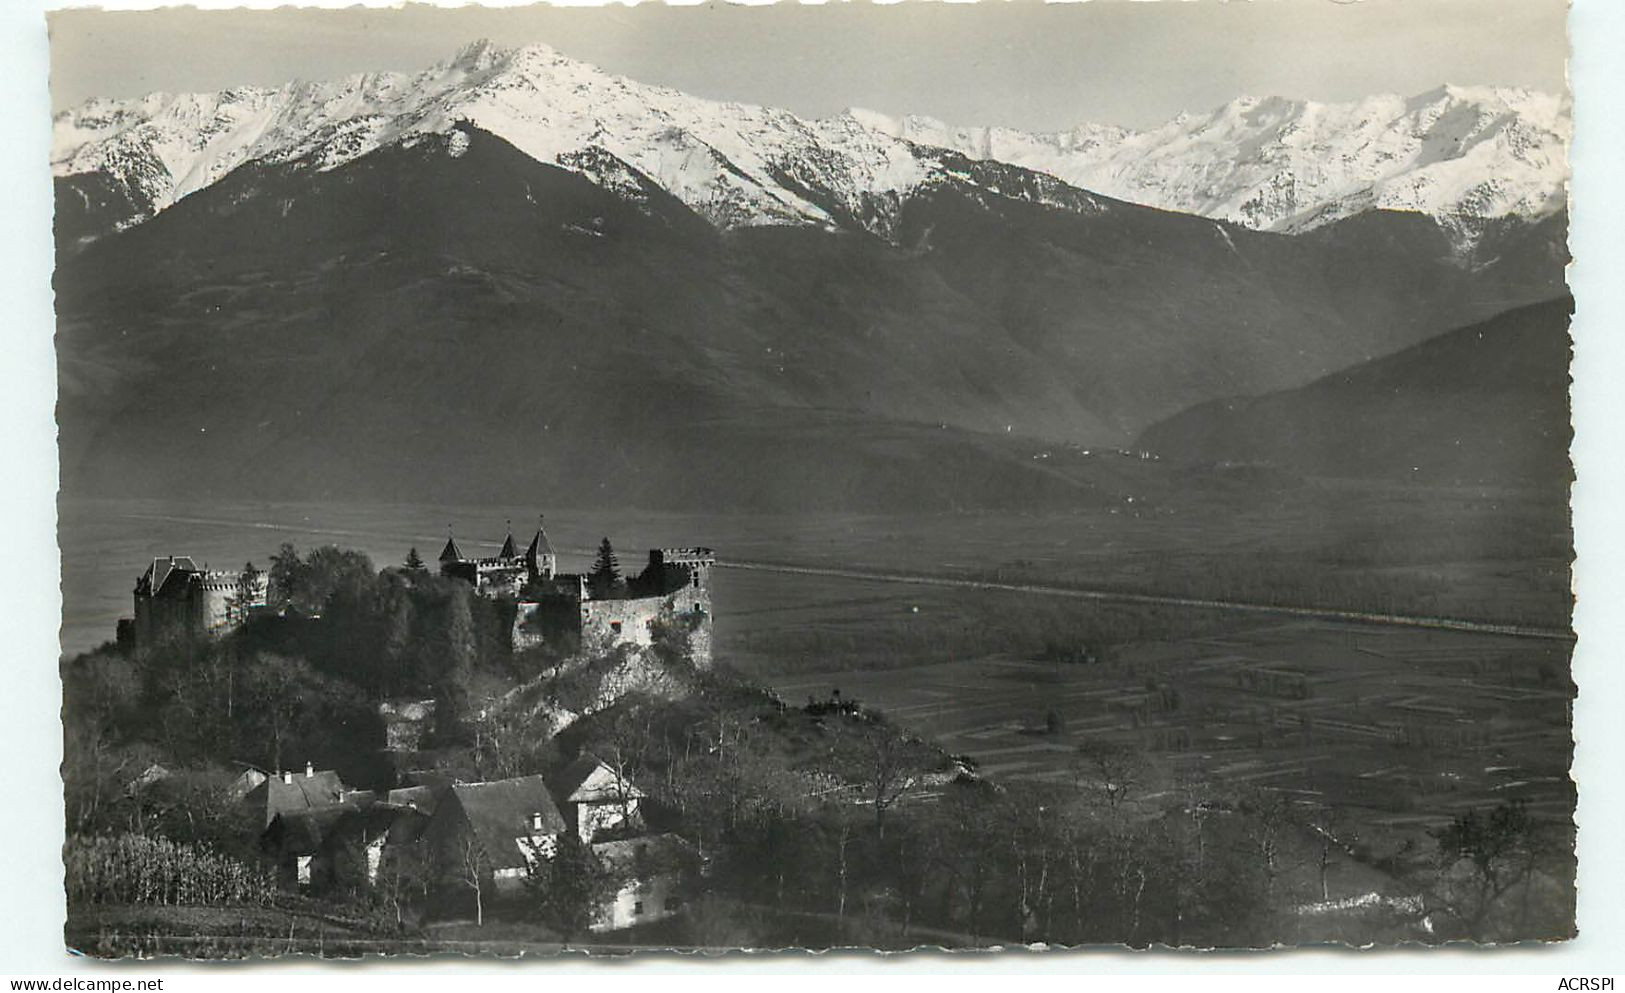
[133,563,267,645]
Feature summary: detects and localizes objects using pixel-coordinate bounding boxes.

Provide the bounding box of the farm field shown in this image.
[759,613,1575,840]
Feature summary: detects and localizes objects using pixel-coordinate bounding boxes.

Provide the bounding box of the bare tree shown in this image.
[843,718,930,837]
[598,707,658,832]
[1074,740,1141,808]
[451,833,491,927]
[378,839,432,929]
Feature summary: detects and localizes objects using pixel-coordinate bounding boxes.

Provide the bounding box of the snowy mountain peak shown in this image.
[866,85,1568,237]
[53,41,1568,245]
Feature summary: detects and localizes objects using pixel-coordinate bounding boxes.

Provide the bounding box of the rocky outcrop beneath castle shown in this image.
[495,641,697,742]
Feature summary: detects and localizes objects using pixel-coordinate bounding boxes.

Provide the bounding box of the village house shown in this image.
[245,759,699,932]
[589,834,700,932]
[240,762,345,829]
[421,775,568,897]
[551,752,645,842]
[263,797,430,892]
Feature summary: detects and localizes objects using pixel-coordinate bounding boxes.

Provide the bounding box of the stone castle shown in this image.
[440,519,714,667]
[124,517,713,667]
[129,555,269,645]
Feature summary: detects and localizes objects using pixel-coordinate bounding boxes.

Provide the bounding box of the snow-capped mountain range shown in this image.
[53,38,1569,243]
[850,85,1569,235]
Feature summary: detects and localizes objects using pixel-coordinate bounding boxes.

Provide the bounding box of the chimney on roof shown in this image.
[305,761,314,778]
[281,769,293,784]
[530,812,545,831]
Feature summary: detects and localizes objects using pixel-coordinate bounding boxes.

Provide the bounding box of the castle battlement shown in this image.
[432,518,718,667]
[131,555,268,645]
[652,547,715,562]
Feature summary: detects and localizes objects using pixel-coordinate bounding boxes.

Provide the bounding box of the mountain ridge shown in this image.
[851,84,1568,242]
[54,39,1568,249]
[53,121,1568,511]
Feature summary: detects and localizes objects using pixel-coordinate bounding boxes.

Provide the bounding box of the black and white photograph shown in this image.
[38,0,1589,958]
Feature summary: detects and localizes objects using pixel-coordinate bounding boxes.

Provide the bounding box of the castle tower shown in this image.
[526,516,557,582]
[649,547,714,593]
[439,535,463,565]
[498,521,519,561]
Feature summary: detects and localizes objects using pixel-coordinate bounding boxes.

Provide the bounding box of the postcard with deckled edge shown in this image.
[48,0,1574,957]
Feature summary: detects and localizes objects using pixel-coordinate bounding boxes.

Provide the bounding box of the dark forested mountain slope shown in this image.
[54,126,1568,511]
[1137,298,1573,488]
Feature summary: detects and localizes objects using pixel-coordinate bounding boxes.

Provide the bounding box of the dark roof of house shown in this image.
[386,784,446,817]
[265,801,362,855]
[591,834,698,881]
[385,805,432,845]
[266,800,421,855]
[244,770,346,826]
[449,775,567,870]
[553,753,645,805]
[402,768,454,789]
[440,537,463,562]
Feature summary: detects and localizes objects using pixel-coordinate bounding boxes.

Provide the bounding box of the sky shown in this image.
[48,0,1568,131]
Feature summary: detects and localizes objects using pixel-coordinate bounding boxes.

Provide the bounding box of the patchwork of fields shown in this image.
[754,605,1574,838]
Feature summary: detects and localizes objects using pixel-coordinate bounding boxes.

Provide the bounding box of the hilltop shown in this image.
[1138,297,1573,487]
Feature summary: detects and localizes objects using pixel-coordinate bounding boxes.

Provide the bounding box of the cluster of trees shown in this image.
[540,665,1572,948]
[266,542,530,698]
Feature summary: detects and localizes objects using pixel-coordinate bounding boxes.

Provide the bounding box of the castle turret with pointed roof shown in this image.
[439,536,463,563]
[525,516,557,581]
[437,523,529,598]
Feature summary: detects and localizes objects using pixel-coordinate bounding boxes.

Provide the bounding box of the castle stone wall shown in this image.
[579,597,667,652]
[134,566,267,645]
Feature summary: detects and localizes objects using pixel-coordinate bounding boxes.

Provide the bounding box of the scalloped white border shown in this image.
[5,0,1621,979]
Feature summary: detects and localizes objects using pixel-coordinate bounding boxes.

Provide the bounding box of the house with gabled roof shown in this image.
[551,752,646,842]
[263,798,430,892]
[240,762,345,828]
[422,774,568,895]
